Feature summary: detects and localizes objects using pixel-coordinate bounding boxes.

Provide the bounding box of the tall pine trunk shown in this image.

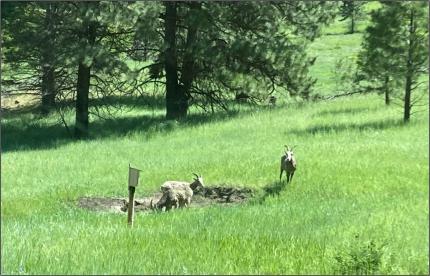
[41,62,55,114]
[41,2,56,114]
[75,21,96,139]
[350,12,355,34]
[179,2,200,106]
[384,75,390,105]
[164,2,187,120]
[75,63,91,139]
[403,9,415,123]
[403,74,412,122]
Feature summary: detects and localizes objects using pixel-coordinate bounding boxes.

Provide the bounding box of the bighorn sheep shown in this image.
[151,173,204,211]
[280,145,297,183]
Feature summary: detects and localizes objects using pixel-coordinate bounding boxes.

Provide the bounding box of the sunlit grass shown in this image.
[2,94,428,274]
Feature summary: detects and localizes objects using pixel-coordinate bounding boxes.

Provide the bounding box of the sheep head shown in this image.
[190,173,204,190]
[284,145,296,162]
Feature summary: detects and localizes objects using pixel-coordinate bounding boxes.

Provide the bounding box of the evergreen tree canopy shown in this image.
[357,1,428,121]
[339,0,365,34]
[2,1,337,131]
[133,1,337,117]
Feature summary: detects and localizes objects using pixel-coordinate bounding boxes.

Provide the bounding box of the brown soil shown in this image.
[77,186,254,213]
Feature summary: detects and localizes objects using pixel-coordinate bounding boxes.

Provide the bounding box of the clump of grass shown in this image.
[333,236,386,275]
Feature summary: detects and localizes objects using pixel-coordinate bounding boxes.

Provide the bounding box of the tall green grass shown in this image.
[2,94,428,274]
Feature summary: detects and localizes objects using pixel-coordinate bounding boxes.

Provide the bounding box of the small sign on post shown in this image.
[127,164,141,227]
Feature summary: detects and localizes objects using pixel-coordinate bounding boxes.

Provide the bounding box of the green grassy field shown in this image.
[2,94,428,274]
[2,3,429,274]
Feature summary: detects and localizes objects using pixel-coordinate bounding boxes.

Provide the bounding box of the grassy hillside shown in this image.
[308,1,381,95]
[2,2,428,274]
[2,93,428,274]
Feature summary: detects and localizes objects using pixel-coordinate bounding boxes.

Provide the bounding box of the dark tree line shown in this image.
[2,1,141,137]
[2,0,427,139]
[136,1,337,118]
[2,1,338,137]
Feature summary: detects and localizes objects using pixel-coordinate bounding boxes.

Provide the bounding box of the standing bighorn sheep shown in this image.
[151,173,204,211]
[280,145,297,183]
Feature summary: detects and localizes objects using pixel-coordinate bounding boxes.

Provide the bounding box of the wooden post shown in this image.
[127,186,136,227]
[127,164,141,227]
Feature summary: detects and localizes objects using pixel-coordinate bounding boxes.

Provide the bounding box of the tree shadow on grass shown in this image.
[1,94,166,119]
[88,94,166,110]
[313,106,378,117]
[2,109,243,152]
[288,118,404,137]
[256,181,289,204]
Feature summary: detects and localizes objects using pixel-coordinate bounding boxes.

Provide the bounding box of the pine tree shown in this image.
[2,1,143,137]
[357,2,428,122]
[68,1,141,138]
[339,1,365,34]
[1,2,63,114]
[134,1,337,119]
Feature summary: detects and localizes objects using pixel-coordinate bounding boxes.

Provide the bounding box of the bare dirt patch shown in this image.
[77,186,254,213]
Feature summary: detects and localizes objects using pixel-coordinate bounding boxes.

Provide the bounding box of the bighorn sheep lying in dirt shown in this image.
[280,145,297,183]
[151,173,204,211]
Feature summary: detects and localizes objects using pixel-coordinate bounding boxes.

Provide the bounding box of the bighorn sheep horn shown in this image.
[192,173,199,179]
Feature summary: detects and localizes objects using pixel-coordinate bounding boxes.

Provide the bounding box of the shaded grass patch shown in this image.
[290,118,405,137]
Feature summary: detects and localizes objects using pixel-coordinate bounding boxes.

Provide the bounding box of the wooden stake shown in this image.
[127,186,136,227]
[127,164,140,227]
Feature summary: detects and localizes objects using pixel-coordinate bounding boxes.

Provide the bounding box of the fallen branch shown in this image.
[319,89,374,100]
